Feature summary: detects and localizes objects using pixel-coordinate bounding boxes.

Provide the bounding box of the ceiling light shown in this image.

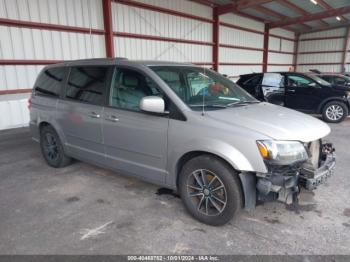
[310,0,318,5]
[336,16,341,21]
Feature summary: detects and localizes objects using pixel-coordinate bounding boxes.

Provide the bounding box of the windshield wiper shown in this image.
[227,101,260,107]
[188,104,227,108]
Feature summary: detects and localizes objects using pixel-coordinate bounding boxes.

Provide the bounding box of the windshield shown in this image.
[307,74,332,86]
[150,66,258,110]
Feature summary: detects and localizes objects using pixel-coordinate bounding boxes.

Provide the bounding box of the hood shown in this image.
[206,103,330,142]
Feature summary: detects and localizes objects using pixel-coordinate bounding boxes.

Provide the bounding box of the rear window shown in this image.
[66,66,109,105]
[34,67,65,98]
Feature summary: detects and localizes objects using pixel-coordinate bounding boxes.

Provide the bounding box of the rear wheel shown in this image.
[179,155,242,226]
[322,101,348,123]
[40,125,72,168]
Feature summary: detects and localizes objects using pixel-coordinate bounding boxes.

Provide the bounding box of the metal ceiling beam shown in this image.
[317,0,347,21]
[318,20,329,26]
[277,0,329,27]
[269,6,350,28]
[300,21,350,34]
[252,5,312,30]
[217,0,273,15]
[252,5,285,20]
[277,0,308,16]
[189,0,217,7]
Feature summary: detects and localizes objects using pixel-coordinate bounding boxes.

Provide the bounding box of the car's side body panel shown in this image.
[238,72,350,115]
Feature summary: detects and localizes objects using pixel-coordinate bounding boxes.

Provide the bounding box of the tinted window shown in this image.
[35,67,65,97]
[307,74,331,86]
[66,67,108,105]
[287,75,313,87]
[334,77,347,85]
[320,76,332,83]
[109,68,165,111]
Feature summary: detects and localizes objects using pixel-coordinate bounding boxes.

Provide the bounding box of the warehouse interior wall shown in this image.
[0,0,298,130]
[296,28,350,73]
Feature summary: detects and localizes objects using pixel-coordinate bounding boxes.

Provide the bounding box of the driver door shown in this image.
[285,74,322,113]
[102,67,169,183]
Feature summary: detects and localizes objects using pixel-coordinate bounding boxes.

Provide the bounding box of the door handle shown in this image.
[288,89,296,93]
[88,112,101,118]
[106,115,119,122]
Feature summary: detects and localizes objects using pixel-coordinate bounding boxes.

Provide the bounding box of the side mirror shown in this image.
[140,96,167,114]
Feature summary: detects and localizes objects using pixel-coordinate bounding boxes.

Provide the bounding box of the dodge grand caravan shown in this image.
[30,58,336,226]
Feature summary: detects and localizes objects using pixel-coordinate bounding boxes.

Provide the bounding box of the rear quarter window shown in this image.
[34,67,66,98]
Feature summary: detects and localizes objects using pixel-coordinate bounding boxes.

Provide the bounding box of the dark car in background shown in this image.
[237,72,350,123]
[316,74,350,87]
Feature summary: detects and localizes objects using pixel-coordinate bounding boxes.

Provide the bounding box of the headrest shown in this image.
[123,74,139,87]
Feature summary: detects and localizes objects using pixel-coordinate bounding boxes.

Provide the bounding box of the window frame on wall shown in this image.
[64,65,113,106]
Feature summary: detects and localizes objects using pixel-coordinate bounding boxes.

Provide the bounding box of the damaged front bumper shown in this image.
[299,143,336,190]
[256,142,336,204]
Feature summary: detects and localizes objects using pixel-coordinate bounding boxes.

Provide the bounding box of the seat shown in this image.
[116,74,150,110]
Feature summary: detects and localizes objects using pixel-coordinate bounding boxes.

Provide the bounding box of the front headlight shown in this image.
[257,140,308,165]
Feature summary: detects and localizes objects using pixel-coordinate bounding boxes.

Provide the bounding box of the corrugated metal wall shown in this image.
[297,28,347,73]
[219,13,264,77]
[112,0,213,63]
[0,0,298,130]
[268,28,295,72]
[0,0,105,130]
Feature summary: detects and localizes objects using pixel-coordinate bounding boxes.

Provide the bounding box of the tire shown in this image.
[322,101,348,123]
[40,125,72,168]
[179,155,243,226]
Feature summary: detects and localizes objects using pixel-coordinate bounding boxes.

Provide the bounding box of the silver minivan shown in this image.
[29,58,336,226]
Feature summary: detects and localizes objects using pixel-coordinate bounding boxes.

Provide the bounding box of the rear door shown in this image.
[238,74,263,99]
[102,67,169,183]
[285,74,323,113]
[261,73,285,105]
[56,66,111,164]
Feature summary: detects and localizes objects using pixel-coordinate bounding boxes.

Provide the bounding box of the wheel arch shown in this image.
[175,150,255,209]
[37,120,67,146]
[317,97,349,114]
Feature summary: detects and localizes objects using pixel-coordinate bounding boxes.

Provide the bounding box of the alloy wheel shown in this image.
[43,133,59,161]
[186,169,227,216]
[326,105,344,121]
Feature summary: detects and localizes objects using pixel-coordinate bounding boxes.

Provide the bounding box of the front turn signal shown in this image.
[257,141,269,159]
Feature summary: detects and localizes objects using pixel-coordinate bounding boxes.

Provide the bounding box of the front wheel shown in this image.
[322,101,348,123]
[179,155,242,226]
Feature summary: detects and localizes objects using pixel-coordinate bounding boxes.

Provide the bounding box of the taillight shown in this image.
[28,95,32,110]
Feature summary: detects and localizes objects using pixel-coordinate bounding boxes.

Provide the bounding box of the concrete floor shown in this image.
[0,119,350,255]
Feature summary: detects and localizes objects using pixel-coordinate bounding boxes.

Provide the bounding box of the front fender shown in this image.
[166,137,263,187]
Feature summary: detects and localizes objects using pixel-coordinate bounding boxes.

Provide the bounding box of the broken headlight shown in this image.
[257,140,309,165]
